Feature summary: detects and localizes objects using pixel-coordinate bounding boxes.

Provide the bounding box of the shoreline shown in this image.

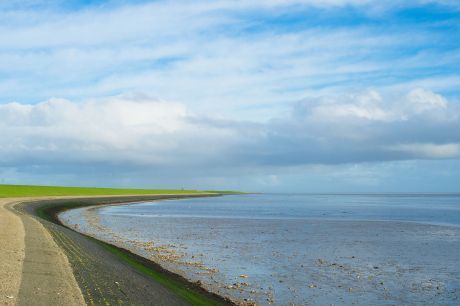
[56,195,460,305]
[16,194,236,306]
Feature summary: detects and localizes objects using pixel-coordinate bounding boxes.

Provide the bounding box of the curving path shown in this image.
[0,198,85,306]
[0,199,25,305]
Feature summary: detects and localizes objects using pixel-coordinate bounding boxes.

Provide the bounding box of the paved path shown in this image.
[0,198,85,306]
[0,199,25,305]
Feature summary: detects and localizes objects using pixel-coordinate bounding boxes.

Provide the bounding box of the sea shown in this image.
[59,193,460,305]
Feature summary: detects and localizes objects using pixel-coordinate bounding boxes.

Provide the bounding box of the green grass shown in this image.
[97,241,220,306]
[0,184,213,198]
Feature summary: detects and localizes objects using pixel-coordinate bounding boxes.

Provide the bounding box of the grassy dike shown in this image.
[0,184,208,197]
[5,185,238,305]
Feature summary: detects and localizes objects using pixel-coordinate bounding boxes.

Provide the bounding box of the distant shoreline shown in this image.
[17,194,235,306]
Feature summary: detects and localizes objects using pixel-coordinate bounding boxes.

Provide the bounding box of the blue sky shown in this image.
[0,0,459,192]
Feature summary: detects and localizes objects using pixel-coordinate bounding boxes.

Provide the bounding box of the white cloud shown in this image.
[0,93,256,169]
[406,88,447,113]
[296,88,453,124]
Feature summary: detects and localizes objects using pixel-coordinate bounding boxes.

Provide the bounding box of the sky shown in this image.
[0,0,459,192]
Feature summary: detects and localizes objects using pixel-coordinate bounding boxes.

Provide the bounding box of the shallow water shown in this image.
[60,194,460,305]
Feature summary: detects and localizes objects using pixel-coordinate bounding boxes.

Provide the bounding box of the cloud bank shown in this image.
[1,89,458,179]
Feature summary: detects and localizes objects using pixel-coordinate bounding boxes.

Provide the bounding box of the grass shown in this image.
[98,241,220,306]
[0,184,213,198]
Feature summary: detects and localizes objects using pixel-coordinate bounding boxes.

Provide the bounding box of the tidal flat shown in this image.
[59,194,460,305]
